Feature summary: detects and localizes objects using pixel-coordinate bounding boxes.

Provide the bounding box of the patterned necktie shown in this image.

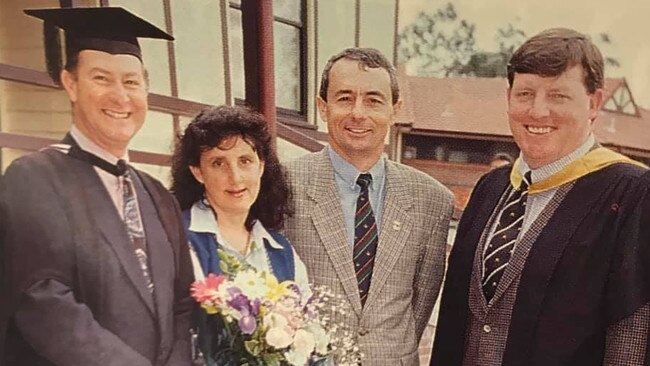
[120,161,154,293]
[482,171,532,302]
[354,173,378,306]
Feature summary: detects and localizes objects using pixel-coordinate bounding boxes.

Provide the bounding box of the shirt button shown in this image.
[483,324,492,333]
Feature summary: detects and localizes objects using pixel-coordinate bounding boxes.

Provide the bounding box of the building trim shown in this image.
[0,132,171,166]
[0,63,324,153]
[220,0,233,105]
[393,0,400,65]
[0,63,56,89]
[313,0,320,126]
[604,144,650,159]
[354,0,360,47]
[407,128,514,142]
[162,0,181,135]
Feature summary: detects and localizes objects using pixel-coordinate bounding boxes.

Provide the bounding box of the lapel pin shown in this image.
[392,221,401,231]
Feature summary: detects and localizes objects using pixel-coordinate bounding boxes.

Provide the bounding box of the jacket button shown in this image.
[483,324,492,333]
[358,327,369,336]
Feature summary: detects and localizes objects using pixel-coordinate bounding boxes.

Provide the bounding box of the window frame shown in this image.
[229,0,309,124]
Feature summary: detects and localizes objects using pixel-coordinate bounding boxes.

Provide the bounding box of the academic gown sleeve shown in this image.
[161,191,194,366]
[603,174,650,365]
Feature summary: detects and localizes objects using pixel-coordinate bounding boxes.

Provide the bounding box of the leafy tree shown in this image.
[451,23,527,77]
[397,3,477,77]
[496,23,527,56]
[594,33,620,68]
[399,5,620,78]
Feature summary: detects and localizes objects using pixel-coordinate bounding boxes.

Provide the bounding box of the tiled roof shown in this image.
[396,75,650,152]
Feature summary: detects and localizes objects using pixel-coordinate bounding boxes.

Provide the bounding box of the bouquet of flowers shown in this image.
[191,250,362,366]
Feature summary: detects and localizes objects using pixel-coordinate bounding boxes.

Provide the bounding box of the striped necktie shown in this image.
[482,171,531,302]
[120,161,154,293]
[354,173,378,306]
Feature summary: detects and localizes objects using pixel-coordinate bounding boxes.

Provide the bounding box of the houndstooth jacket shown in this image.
[283,148,454,366]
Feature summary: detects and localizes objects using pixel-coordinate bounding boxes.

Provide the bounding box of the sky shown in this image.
[399,0,650,107]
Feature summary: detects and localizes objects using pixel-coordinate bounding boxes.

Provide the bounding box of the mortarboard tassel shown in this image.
[43,20,63,85]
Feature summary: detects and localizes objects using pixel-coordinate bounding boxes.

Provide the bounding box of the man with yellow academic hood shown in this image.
[431,28,650,366]
[1,7,193,365]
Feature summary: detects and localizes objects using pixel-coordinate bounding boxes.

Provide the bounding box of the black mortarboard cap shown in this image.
[24,7,173,83]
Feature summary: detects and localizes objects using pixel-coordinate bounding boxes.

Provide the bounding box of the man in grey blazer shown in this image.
[284,48,454,365]
[0,7,193,365]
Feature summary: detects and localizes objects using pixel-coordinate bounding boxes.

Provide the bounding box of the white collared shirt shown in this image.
[189,201,311,299]
[518,134,595,233]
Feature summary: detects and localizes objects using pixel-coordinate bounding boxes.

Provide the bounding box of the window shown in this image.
[229,0,306,116]
[0,0,319,176]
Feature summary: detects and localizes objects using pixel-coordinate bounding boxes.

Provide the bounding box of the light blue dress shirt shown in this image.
[327,146,386,250]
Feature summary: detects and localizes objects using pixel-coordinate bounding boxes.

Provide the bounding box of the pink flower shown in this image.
[191,273,226,303]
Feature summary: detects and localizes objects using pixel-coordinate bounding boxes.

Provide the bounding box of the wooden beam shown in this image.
[0,64,57,89]
[0,64,323,153]
[241,0,277,145]
[0,132,172,166]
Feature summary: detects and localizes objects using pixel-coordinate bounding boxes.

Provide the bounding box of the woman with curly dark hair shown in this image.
[170,105,309,365]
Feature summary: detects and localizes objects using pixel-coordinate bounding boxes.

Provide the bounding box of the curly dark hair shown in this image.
[170,105,292,231]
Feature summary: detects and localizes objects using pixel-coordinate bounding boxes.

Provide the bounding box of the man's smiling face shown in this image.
[507,64,603,168]
[61,49,148,157]
[317,58,401,165]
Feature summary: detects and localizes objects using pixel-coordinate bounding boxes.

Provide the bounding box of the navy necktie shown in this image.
[354,173,378,306]
[482,171,531,302]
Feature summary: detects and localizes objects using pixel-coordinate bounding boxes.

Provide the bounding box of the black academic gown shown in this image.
[431,163,650,366]
[0,141,194,366]
[639,170,650,366]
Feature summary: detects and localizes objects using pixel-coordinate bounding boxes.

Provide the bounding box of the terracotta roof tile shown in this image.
[396,75,649,152]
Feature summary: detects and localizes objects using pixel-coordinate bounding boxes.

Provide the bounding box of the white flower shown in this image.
[284,348,309,366]
[306,323,330,355]
[292,329,316,355]
[232,270,267,300]
[266,326,293,349]
[264,312,289,330]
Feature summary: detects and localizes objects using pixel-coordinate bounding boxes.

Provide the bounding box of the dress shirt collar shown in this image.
[518,134,595,184]
[327,146,386,190]
[70,125,129,165]
[188,200,282,250]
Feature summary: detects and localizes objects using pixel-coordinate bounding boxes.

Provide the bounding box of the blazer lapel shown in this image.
[468,173,510,314]
[503,176,605,365]
[307,150,363,316]
[75,163,156,316]
[363,162,413,310]
[489,184,572,304]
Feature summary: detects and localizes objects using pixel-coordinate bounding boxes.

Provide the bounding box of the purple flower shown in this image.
[250,298,261,317]
[227,287,242,297]
[288,283,301,296]
[239,315,257,334]
[228,294,251,316]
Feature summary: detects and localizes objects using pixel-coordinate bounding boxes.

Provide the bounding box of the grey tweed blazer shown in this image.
[284,149,454,366]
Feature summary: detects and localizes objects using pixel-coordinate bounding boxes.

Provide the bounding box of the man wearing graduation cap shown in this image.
[0,7,193,365]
